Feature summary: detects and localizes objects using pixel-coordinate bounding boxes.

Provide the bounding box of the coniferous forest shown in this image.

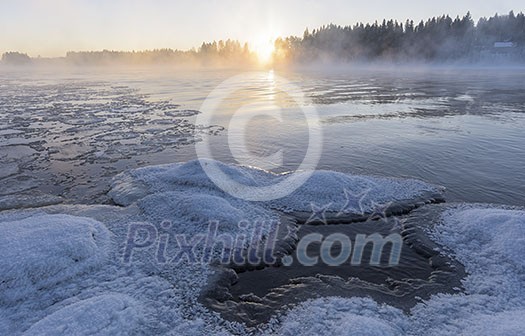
[273,11,525,64]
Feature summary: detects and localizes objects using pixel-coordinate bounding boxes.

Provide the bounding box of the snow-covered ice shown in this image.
[22,294,143,336]
[265,297,407,336]
[109,159,443,214]
[0,214,111,303]
[266,203,525,336]
[0,192,63,211]
[0,160,524,335]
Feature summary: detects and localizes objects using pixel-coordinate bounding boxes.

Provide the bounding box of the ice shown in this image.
[1,159,524,335]
[23,294,143,336]
[0,162,18,179]
[453,94,475,102]
[270,170,442,213]
[0,193,63,211]
[109,159,278,206]
[437,206,525,269]
[0,129,24,136]
[109,159,443,214]
[0,214,111,303]
[0,175,41,195]
[270,203,525,336]
[0,79,223,206]
[266,297,407,336]
[137,191,278,236]
[0,145,36,161]
[107,171,151,206]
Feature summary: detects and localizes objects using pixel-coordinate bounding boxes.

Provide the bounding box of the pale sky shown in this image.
[0,0,521,57]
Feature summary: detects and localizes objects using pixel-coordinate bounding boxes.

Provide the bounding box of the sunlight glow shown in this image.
[252,35,277,64]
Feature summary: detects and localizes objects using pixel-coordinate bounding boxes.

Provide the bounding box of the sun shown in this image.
[252,35,276,65]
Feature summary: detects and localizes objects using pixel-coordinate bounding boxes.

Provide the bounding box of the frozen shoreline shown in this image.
[0,160,523,335]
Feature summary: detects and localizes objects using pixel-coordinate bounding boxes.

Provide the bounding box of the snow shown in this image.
[428,204,525,307]
[266,297,407,336]
[0,160,524,335]
[405,204,525,336]
[460,309,525,336]
[109,159,443,213]
[270,203,525,336]
[23,294,143,336]
[270,169,441,213]
[0,205,233,335]
[437,206,525,269]
[0,214,111,304]
[137,190,278,236]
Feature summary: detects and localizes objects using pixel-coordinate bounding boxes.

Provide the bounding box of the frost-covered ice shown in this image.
[0,214,111,303]
[23,294,143,336]
[0,205,231,335]
[437,206,525,270]
[1,160,524,335]
[137,191,278,236]
[265,297,407,336]
[271,170,441,214]
[0,192,63,211]
[266,203,525,336]
[109,159,443,214]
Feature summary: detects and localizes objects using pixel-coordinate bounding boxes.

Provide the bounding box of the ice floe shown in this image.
[109,159,444,215]
[0,79,222,206]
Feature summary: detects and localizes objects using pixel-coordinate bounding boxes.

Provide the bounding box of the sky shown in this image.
[0,0,522,57]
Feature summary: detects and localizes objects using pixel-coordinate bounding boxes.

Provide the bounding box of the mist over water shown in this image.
[0,66,523,208]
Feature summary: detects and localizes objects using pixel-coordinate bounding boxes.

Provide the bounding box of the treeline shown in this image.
[1,52,32,65]
[1,39,258,67]
[65,39,257,66]
[273,11,525,63]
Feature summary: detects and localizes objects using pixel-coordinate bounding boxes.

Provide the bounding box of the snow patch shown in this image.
[137,190,278,235]
[0,214,111,303]
[109,159,442,214]
[439,207,525,269]
[271,169,440,213]
[23,294,142,336]
[268,297,407,336]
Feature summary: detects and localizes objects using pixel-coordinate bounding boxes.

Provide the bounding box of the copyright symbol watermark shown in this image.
[195,71,322,201]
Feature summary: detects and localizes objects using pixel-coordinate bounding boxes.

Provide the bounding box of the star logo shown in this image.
[337,188,371,217]
[285,224,299,239]
[306,202,333,225]
[368,201,392,222]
